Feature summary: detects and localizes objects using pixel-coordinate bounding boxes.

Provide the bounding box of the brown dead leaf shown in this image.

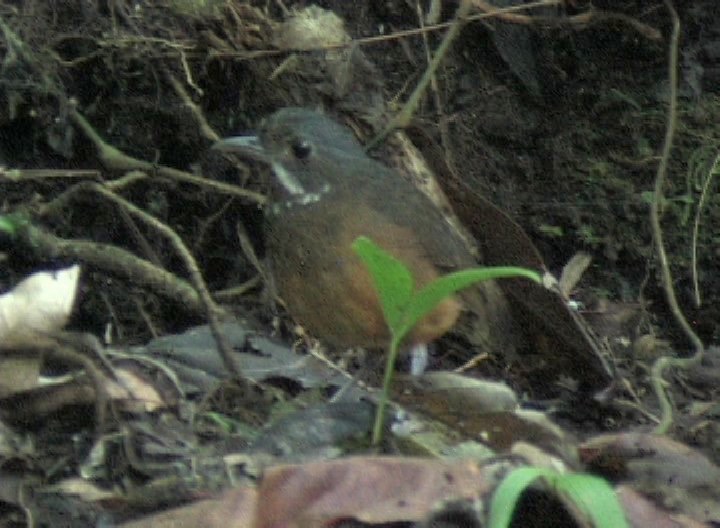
[255,457,491,528]
[118,487,258,528]
[116,458,494,528]
[616,485,711,528]
[580,432,720,523]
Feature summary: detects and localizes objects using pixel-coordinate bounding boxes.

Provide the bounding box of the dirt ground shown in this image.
[0,0,719,525]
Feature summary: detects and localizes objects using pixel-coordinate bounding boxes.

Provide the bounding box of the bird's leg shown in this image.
[409,342,429,376]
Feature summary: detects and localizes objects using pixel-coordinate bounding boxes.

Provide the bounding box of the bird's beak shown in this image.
[213,135,269,162]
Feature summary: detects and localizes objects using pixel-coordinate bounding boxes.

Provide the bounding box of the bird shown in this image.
[214,107,516,372]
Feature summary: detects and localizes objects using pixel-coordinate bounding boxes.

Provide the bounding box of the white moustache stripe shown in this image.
[270,183,332,215]
[271,161,305,195]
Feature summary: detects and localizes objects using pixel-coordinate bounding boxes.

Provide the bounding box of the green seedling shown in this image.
[351,236,542,446]
[489,466,628,528]
[0,213,24,236]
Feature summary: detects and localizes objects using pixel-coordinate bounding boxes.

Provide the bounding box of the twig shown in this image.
[368,0,473,149]
[472,0,661,40]
[690,152,719,306]
[37,182,243,379]
[235,222,267,283]
[86,183,243,379]
[648,0,704,435]
[166,72,218,142]
[414,0,454,170]
[69,108,265,204]
[0,169,100,181]
[209,0,659,64]
[214,275,262,300]
[15,221,204,314]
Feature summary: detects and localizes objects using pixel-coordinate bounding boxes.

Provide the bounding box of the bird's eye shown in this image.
[290,139,312,160]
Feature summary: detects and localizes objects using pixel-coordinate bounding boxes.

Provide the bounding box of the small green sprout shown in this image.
[351,236,542,445]
[489,467,628,528]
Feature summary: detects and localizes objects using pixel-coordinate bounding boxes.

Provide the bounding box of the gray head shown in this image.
[214,108,373,201]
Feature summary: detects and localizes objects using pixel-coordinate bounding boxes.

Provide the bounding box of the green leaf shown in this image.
[489,467,552,527]
[0,213,27,237]
[353,235,545,447]
[673,193,695,205]
[488,468,628,528]
[640,190,655,205]
[537,224,564,237]
[398,267,542,338]
[0,217,15,236]
[553,473,628,528]
[351,236,414,331]
[353,237,542,343]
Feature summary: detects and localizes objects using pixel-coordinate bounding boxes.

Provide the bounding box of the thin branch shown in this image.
[691,153,719,306]
[648,0,704,434]
[70,108,265,204]
[208,0,660,63]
